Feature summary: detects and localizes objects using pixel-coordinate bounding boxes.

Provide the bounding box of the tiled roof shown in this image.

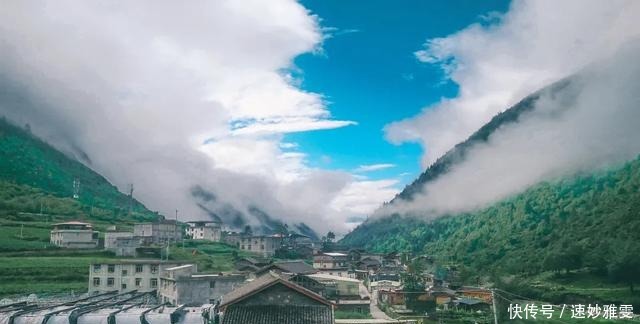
[256,261,317,275]
[222,305,332,324]
[220,272,332,308]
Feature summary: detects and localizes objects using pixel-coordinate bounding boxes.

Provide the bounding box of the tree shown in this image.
[607,242,640,292]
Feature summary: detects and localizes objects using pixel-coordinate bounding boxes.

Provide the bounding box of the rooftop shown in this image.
[220,272,332,308]
[307,273,361,283]
[322,252,347,257]
[165,264,195,271]
[223,305,332,324]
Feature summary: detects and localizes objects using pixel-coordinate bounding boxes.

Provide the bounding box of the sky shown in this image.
[290,0,510,182]
[1,0,638,235]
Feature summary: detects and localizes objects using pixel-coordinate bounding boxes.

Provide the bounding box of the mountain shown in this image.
[340,74,640,281]
[0,117,158,223]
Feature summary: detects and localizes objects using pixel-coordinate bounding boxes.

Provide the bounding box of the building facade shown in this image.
[239,235,283,257]
[158,264,246,306]
[50,221,99,249]
[133,220,181,244]
[313,252,349,276]
[185,221,222,241]
[88,260,188,294]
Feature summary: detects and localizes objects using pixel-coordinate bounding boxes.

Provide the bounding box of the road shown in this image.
[370,290,394,320]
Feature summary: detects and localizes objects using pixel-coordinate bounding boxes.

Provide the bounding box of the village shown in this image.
[0,218,496,324]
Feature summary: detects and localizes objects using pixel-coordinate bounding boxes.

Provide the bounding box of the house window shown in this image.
[150,265,158,274]
[93,277,101,286]
[135,264,144,273]
[209,281,216,289]
[150,278,158,288]
[93,264,101,272]
[107,265,115,273]
[107,278,114,286]
[121,284,127,290]
[122,269,128,276]
[135,278,142,287]
[261,245,265,250]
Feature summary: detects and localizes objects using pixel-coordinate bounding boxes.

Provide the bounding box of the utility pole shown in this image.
[491,289,499,324]
[128,184,134,216]
[174,209,178,245]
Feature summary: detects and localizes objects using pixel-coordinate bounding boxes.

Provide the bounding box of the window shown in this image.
[121,284,127,289]
[107,264,115,273]
[107,278,114,286]
[135,278,142,287]
[135,264,144,273]
[209,281,216,289]
[261,245,265,250]
[93,277,101,286]
[122,269,128,276]
[93,264,101,272]
[150,265,158,274]
[150,278,158,288]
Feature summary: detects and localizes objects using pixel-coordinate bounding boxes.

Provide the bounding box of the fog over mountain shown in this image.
[380,43,640,218]
[0,1,398,233]
[378,0,640,219]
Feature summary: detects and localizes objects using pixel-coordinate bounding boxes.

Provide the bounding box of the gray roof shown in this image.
[256,261,317,275]
[220,272,331,308]
[222,305,332,324]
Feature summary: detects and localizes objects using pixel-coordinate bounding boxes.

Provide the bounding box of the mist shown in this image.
[0,1,396,234]
[380,42,640,218]
[378,0,640,219]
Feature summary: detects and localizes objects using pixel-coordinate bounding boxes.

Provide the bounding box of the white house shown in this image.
[185,221,222,241]
[50,221,99,249]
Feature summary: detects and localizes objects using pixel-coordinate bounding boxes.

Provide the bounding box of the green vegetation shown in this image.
[0,117,158,222]
[333,310,373,319]
[342,157,640,307]
[167,240,251,273]
[0,254,114,296]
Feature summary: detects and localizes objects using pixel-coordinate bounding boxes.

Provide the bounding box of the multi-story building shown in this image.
[88,260,189,294]
[133,220,181,244]
[313,252,349,276]
[50,221,99,249]
[158,264,246,305]
[185,221,222,241]
[104,231,145,257]
[239,235,283,257]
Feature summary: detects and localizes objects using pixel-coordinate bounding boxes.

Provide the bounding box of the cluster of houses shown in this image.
[49,219,312,258]
[48,219,491,322]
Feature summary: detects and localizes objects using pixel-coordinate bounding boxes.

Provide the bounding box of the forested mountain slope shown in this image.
[342,155,640,274]
[0,117,157,222]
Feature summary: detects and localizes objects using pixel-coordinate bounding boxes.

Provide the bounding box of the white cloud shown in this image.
[388,0,640,168]
[354,163,396,173]
[0,0,379,234]
[380,0,640,218]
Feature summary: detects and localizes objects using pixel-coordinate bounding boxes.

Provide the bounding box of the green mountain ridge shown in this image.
[0,116,158,223]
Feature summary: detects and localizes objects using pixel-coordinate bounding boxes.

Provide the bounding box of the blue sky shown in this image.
[286,0,511,187]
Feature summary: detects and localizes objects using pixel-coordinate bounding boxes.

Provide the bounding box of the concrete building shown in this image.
[88,260,189,294]
[185,221,222,241]
[239,235,283,257]
[158,264,246,306]
[313,252,349,277]
[133,220,181,244]
[50,221,99,249]
[104,231,144,257]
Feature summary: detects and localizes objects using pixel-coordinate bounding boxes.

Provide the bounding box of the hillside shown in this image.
[341,71,640,303]
[0,116,158,223]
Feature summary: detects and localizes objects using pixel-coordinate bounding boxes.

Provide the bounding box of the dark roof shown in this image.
[222,305,332,324]
[220,272,332,308]
[256,261,317,275]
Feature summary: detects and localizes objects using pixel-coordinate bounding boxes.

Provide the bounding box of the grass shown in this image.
[334,310,373,319]
[0,256,114,296]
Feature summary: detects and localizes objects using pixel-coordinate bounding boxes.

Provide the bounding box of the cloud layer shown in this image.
[0,1,397,233]
[382,0,640,218]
